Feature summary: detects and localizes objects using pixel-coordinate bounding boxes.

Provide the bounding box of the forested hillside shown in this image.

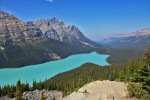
[106,47,145,64]
[0,38,105,68]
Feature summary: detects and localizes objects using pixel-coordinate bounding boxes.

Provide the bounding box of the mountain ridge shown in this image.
[99,28,150,49]
[0,10,101,48]
[0,11,43,46]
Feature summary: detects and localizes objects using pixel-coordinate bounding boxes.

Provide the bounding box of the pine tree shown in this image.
[25,83,29,91]
[32,80,37,90]
[127,48,150,99]
[15,80,23,100]
[134,49,150,91]
[7,86,13,98]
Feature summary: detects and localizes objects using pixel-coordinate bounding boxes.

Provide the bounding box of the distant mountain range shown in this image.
[99,28,150,49]
[0,11,104,68]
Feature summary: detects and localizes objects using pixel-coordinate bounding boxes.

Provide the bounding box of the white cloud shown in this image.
[45,0,54,3]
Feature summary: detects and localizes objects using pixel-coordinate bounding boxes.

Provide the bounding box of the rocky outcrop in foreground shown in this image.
[23,89,63,100]
[0,81,138,100]
[63,80,137,100]
[0,90,63,100]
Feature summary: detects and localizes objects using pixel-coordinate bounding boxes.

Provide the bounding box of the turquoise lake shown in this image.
[0,52,109,87]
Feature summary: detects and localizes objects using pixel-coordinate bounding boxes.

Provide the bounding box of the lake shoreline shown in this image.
[0,52,109,87]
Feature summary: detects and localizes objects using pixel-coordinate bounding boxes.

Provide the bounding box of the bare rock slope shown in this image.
[0,11,42,45]
[63,80,137,100]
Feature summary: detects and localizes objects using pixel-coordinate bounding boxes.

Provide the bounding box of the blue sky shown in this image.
[0,0,150,40]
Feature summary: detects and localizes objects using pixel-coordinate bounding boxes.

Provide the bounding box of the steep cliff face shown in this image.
[0,11,43,45]
[35,18,100,47]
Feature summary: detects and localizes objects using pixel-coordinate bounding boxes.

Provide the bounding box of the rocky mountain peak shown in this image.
[36,17,65,27]
[0,10,23,23]
[35,18,95,46]
[35,17,101,47]
[64,25,86,40]
[0,10,43,46]
[66,25,77,30]
[50,17,60,22]
[0,11,13,17]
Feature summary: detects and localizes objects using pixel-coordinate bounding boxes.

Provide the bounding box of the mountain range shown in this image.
[34,18,99,47]
[99,28,150,49]
[0,11,104,68]
[0,11,100,48]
